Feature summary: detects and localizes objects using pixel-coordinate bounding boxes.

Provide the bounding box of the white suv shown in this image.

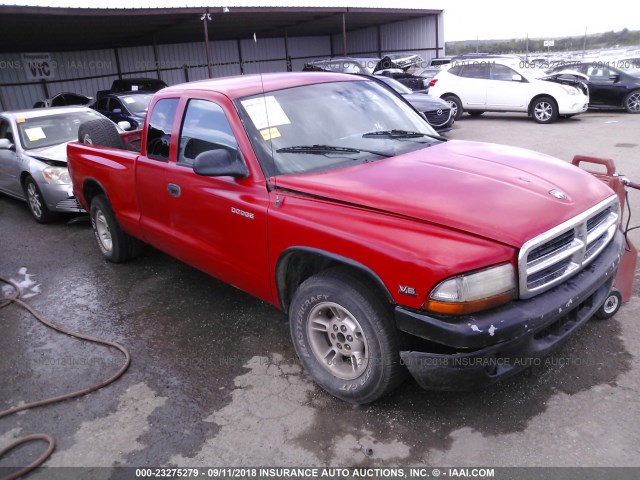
[428,59,589,124]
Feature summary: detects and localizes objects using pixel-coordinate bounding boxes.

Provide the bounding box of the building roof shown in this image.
[0,3,443,53]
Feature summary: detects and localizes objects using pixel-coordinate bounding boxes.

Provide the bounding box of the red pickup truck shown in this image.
[67,72,623,404]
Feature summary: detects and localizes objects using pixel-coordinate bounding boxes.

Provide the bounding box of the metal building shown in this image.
[0,1,445,111]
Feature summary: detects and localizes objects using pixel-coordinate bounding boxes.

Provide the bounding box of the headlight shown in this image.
[561,85,578,96]
[42,166,71,185]
[424,264,516,315]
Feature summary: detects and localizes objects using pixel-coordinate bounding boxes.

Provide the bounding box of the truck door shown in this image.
[136,97,180,253]
[163,97,271,301]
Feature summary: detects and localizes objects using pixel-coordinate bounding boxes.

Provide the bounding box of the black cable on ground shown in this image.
[0,276,131,480]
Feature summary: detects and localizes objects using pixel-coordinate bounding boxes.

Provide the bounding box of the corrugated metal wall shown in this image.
[0,13,442,111]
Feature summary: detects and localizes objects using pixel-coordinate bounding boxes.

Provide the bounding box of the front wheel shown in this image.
[90,195,141,262]
[624,90,640,113]
[531,96,558,124]
[595,289,622,320]
[442,95,463,121]
[289,268,406,404]
[23,175,58,223]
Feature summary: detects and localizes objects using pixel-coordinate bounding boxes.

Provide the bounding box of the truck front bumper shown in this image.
[396,230,624,391]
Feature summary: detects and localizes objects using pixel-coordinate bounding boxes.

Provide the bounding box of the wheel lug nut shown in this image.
[340,325,347,332]
[345,344,351,350]
[331,333,336,340]
[337,343,342,349]
[333,325,339,331]
[347,335,353,341]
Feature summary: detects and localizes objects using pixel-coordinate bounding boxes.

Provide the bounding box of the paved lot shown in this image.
[1,110,640,474]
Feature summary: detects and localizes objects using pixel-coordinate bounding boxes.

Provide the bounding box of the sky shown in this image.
[443,0,640,42]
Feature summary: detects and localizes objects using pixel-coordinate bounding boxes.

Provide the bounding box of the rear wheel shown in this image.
[90,195,141,262]
[531,96,558,124]
[442,95,463,121]
[23,175,58,224]
[289,268,406,404]
[78,118,124,148]
[624,90,640,113]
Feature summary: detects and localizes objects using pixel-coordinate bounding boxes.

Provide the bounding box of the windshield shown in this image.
[119,94,153,114]
[17,110,106,150]
[235,80,440,177]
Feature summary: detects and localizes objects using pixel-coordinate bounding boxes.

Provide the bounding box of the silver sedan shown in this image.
[0,106,112,223]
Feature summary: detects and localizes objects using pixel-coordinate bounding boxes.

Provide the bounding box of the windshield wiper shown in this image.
[276,145,391,157]
[362,129,445,141]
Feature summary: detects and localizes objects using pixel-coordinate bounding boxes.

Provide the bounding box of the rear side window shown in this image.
[459,63,489,79]
[146,98,178,161]
[448,65,462,76]
[178,99,240,167]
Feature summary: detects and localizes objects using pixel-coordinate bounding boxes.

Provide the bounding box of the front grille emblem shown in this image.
[549,189,567,200]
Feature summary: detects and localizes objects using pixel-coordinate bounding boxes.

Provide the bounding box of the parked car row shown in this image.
[428,57,590,123]
[425,55,640,123]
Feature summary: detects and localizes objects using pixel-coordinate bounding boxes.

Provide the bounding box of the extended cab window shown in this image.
[178,99,240,167]
[146,98,178,161]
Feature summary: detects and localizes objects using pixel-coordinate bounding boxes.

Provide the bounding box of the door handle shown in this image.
[167,183,181,197]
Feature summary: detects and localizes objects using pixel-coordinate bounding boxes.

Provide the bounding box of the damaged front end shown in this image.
[540,70,590,96]
[395,229,623,391]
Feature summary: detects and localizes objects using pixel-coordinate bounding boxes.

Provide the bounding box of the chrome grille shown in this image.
[518,196,619,299]
[425,109,451,127]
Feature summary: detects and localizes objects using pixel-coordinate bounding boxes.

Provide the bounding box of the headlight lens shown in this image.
[424,264,516,315]
[42,166,71,185]
[561,85,578,96]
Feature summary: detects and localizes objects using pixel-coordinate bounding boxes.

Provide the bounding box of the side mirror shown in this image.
[512,74,523,82]
[0,138,14,151]
[193,149,248,179]
[117,121,132,131]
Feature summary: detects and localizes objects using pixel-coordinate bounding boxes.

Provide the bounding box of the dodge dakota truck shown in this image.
[67,72,624,404]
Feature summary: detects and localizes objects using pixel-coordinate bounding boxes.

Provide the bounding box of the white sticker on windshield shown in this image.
[241,96,291,131]
[123,97,135,104]
[131,85,139,91]
[25,127,46,142]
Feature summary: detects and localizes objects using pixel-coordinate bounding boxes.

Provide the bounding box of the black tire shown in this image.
[89,195,141,262]
[289,267,407,404]
[595,289,622,320]
[623,90,640,113]
[78,118,124,149]
[468,111,485,117]
[23,175,58,224]
[531,96,558,124]
[442,95,463,121]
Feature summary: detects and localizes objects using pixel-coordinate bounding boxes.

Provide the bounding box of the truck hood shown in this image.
[273,140,615,247]
[28,142,70,164]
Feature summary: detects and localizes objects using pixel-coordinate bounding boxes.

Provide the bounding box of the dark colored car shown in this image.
[546,62,640,112]
[372,75,454,132]
[92,92,153,130]
[33,91,93,109]
[303,57,429,91]
[96,77,167,102]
